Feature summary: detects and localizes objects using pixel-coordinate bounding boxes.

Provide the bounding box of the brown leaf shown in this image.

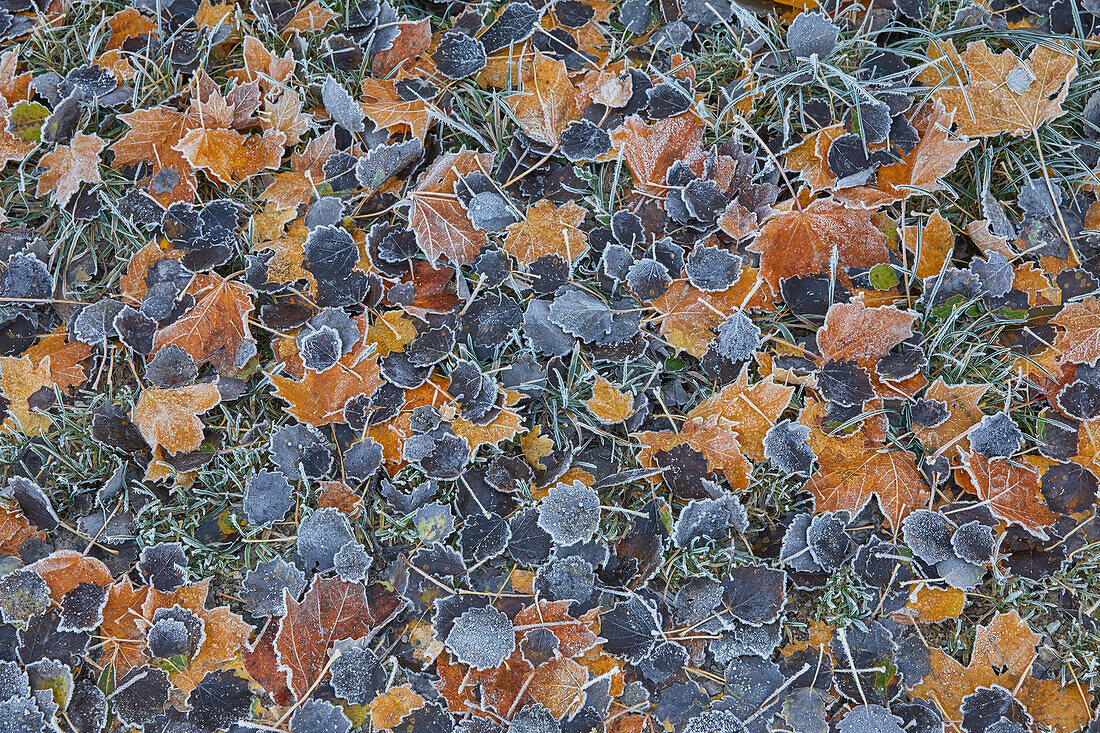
[901,210,955,279]
[24,327,91,392]
[610,113,704,195]
[504,199,587,266]
[817,296,917,364]
[175,128,285,187]
[506,51,581,146]
[806,447,927,531]
[269,346,383,427]
[1052,295,1100,365]
[408,149,493,266]
[151,273,256,375]
[132,382,221,455]
[360,78,432,142]
[371,19,431,76]
[958,450,1060,539]
[369,684,426,730]
[27,550,112,602]
[912,378,989,453]
[0,354,53,435]
[911,611,1091,732]
[651,271,767,358]
[584,377,634,424]
[36,133,105,207]
[274,577,405,699]
[747,198,889,293]
[112,106,197,203]
[687,368,794,459]
[528,657,588,720]
[918,39,1077,137]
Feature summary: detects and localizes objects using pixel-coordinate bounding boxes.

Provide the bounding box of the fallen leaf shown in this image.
[132,382,221,455]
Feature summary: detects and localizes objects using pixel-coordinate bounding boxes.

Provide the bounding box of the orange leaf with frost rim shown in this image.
[407,149,493,266]
[133,382,221,455]
[957,449,1059,539]
[910,610,1091,732]
[610,113,703,196]
[817,296,917,364]
[36,132,105,208]
[152,273,256,376]
[805,447,928,531]
[748,197,889,293]
[1052,295,1100,365]
[504,199,588,266]
[269,349,383,427]
[505,51,581,146]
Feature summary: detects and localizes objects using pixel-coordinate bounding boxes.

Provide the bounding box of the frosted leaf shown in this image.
[937,555,985,590]
[806,512,850,571]
[901,509,953,565]
[952,521,996,566]
[969,412,1023,458]
[290,699,352,733]
[537,481,601,547]
[297,507,356,572]
[187,669,252,731]
[611,211,645,247]
[970,251,1013,298]
[321,76,364,133]
[1017,178,1061,218]
[0,252,51,301]
[138,542,188,591]
[910,398,949,428]
[304,224,358,277]
[466,191,516,232]
[788,11,839,58]
[619,0,651,33]
[145,345,198,388]
[110,666,170,729]
[686,244,741,292]
[672,493,747,548]
[626,258,671,301]
[480,1,542,53]
[601,595,659,662]
[59,582,108,633]
[816,359,874,407]
[432,32,488,80]
[714,311,760,362]
[827,134,873,182]
[535,554,595,603]
[147,610,199,660]
[0,659,29,700]
[298,325,342,372]
[343,439,384,482]
[271,423,334,480]
[559,119,612,162]
[0,696,46,733]
[239,557,306,618]
[1056,380,1100,420]
[243,470,293,526]
[842,97,893,145]
[723,564,787,627]
[682,709,747,733]
[987,720,1029,733]
[0,570,48,625]
[10,476,58,531]
[781,688,828,733]
[458,511,511,563]
[763,420,816,476]
[780,514,820,573]
[329,639,385,705]
[356,138,422,192]
[445,606,516,670]
[508,703,560,733]
[73,298,126,345]
[113,306,157,355]
[960,686,1030,733]
[333,541,373,582]
[837,705,905,733]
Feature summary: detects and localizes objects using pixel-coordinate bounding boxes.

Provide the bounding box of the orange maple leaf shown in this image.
[175,128,286,187]
[958,450,1060,538]
[274,577,405,699]
[505,51,581,146]
[504,199,587,266]
[36,133,105,207]
[610,113,704,195]
[747,197,889,292]
[806,447,927,531]
[151,273,256,375]
[269,347,383,426]
[0,354,53,435]
[132,382,222,455]
[1052,295,1100,365]
[817,296,917,364]
[407,149,493,266]
[911,611,1091,732]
